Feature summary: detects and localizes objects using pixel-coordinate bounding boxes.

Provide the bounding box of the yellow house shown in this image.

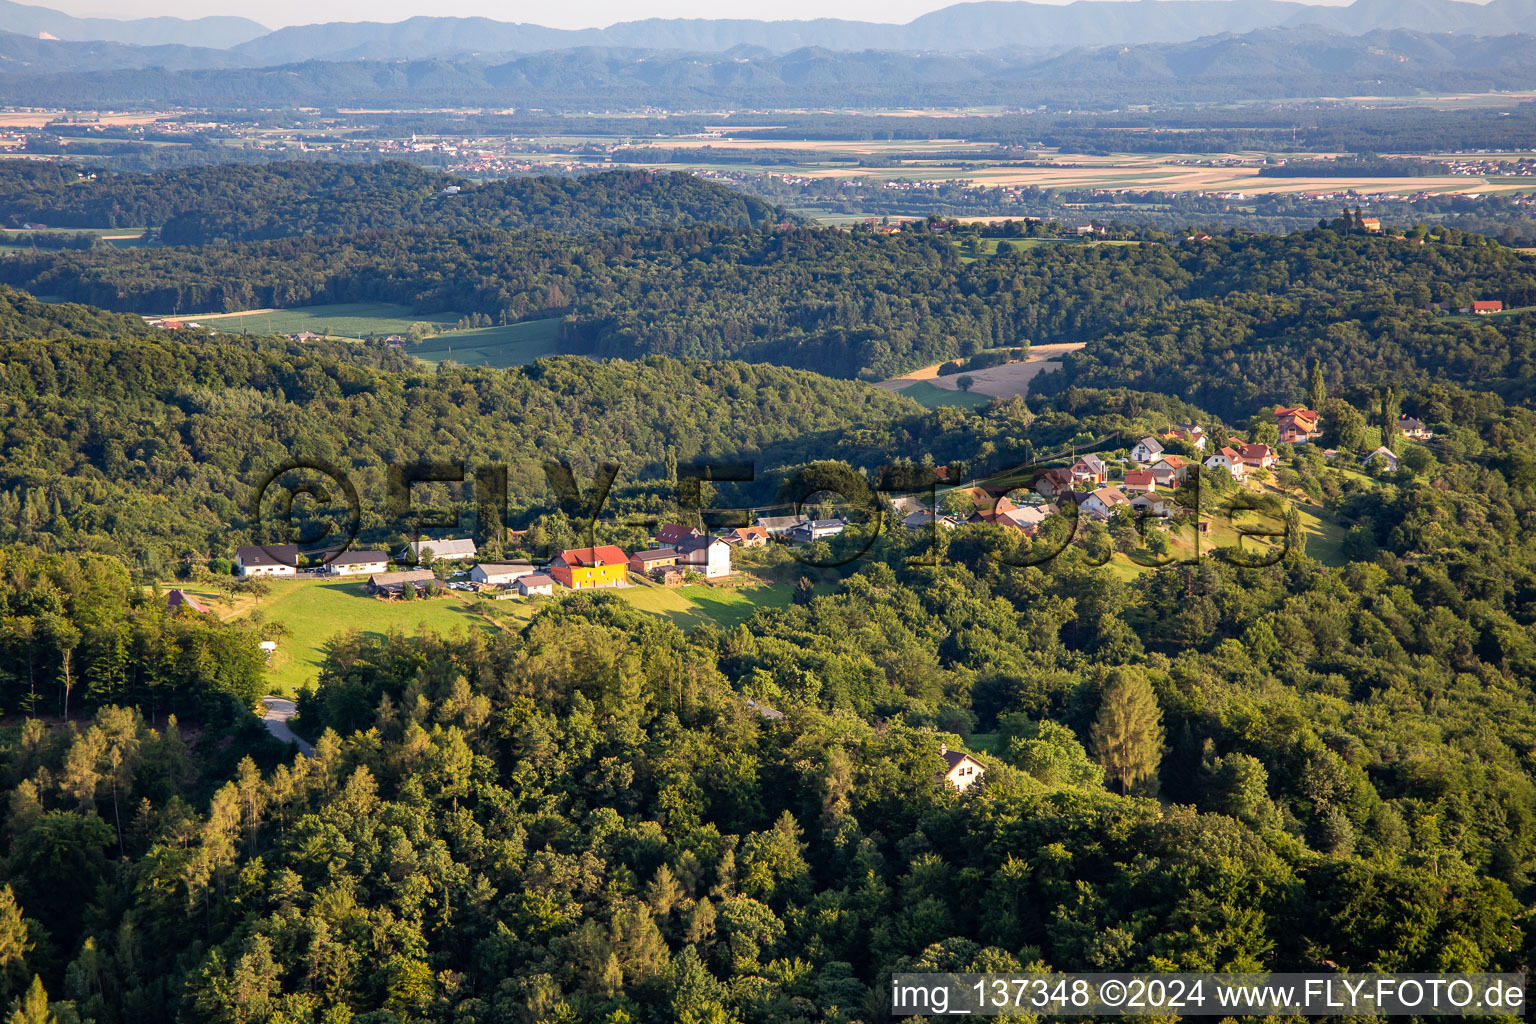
[551,545,630,589]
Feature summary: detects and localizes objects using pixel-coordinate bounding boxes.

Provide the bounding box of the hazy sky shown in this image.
[53,0,1363,31]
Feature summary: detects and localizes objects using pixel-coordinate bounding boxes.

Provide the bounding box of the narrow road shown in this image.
[259,696,315,756]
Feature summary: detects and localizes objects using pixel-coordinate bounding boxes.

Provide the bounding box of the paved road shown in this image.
[259,696,315,756]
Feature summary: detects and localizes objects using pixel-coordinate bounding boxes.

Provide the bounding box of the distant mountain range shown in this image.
[0,0,265,48]
[3,26,1534,110]
[1,0,1533,61]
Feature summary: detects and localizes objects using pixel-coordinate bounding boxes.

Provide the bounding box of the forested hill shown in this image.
[0,323,915,565]
[1032,229,1536,417]
[7,219,1536,394]
[0,283,153,341]
[0,162,792,238]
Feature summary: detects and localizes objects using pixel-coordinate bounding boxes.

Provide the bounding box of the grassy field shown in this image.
[890,380,994,410]
[167,575,790,694]
[412,318,566,368]
[617,582,794,630]
[187,577,537,695]
[190,303,459,338]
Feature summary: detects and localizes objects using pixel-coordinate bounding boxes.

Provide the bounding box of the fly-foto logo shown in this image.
[247,452,1294,570]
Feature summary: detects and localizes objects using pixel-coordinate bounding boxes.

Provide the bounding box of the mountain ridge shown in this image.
[2,26,1533,110]
[2,0,1531,63]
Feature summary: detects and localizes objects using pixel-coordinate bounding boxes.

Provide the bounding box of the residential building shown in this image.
[1130,437,1165,463]
[1462,300,1504,315]
[996,505,1054,535]
[1149,455,1189,487]
[236,544,299,577]
[676,535,733,578]
[629,548,679,574]
[746,698,786,722]
[656,523,702,547]
[551,546,630,589]
[515,574,555,597]
[936,745,987,792]
[1123,470,1156,494]
[1069,454,1108,485]
[1033,467,1076,498]
[790,519,845,543]
[1131,493,1173,517]
[327,550,389,576]
[366,569,439,596]
[397,537,478,564]
[165,589,210,614]
[756,514,808,537]
[470,562,536,586]
[1362,446,1401,473]
[1204,447,1248,481]
[1083,486,1130,520]
[902,509,957,532]
[1166,423,1207,451]
[1397,416,1433,440]
[1274,406,1321,444]
[1360,216,1382,233]
[722,525,769,548]
[1239,443,1277,470]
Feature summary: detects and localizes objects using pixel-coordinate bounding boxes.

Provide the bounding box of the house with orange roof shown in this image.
[1239,442,1277,470]
[550,545,630,589]
[1274,407,1321,444]
[1149,455,1189,487]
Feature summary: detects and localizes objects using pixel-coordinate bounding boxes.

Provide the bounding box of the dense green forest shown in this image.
[0,295,914,566]
[3,369,1536,1020]
[0,163,789,237]
[7,211,1536,386]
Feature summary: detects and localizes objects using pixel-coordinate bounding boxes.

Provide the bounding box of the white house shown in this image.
[790,519,845,543]
[1131,492,1173,517]
[515,574,556,597]
[1082,486,1131,521]
[1204,447,1249,482]
[676,535,733,578]
[236,544,298,577]
[936,746,987,792]
[1130,437,1165,464]
[327,550,388,576]
[470,562,535,586]
[398,537,478,564]
[1362,446,1400,473]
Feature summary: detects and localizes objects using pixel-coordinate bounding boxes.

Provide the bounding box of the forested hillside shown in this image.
[0,163,790,237]
[0,306,915,565]
[7,212,1536,389]
[5,387,1536,1019]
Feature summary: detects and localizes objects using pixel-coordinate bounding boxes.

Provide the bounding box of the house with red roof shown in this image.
[550,546,630,589]
[1123,470,1157,494]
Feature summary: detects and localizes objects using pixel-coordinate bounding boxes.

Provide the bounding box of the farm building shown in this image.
[327,551,389,576]
[366,569,440,596]
[397,537,478,564]
[470,563,536,586]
